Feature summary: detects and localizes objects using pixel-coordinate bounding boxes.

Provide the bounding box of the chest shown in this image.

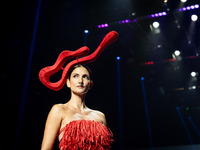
[60,109,101,129]
[70,111,92,120]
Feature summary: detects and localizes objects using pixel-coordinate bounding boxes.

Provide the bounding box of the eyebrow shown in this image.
[72,73,90,76]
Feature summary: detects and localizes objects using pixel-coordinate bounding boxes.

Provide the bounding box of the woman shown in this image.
[41,65,113,150]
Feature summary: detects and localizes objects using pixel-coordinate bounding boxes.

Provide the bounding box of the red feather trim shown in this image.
[58,120,114,150]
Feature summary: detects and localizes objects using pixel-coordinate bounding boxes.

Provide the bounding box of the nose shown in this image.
[78,77,83,84]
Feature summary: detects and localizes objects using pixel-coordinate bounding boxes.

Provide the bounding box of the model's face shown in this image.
[67,66,91,95]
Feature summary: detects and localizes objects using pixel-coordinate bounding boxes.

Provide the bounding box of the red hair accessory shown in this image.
[39,31,119,91]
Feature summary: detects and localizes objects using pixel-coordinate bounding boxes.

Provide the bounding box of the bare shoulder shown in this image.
[48,104,66,119]
[51,104,65,112]
[93,110,106,118]
[88,108,107,126]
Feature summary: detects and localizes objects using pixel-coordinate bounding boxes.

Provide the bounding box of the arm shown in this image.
[41,104,63,150]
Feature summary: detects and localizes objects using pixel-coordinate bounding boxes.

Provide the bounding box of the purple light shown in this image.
[149,11,167,18]
[179,4,199,12]
[98,23,109,28]
[187,6,191,10]
[191,5,195,9]
[98,4,199,29]
[133,19,137,22]
[162,12,167,15]
[194,4,199,8]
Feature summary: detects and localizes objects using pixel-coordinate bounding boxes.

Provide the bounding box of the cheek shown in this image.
[71,80,78,86]
[84,79,90,84]
[68,79,77,87]
[85,81,91,88]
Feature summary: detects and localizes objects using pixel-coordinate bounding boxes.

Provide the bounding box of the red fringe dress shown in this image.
[58,120,114,150]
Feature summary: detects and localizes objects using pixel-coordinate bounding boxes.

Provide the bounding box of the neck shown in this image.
[67,92,86,111]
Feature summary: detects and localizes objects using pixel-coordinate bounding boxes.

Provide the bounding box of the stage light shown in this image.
[195,4,199,8]
[189,86,196,90]
[97,23,109,28]
[148,11,167,18]
[191,72,197,77]
[174,50,181,56]
[116,56,121,60]
[181,0,187,3]
[191,5,195,9]
[192,86,196,89]
[104,23,108,27]
[179,4,199,12]
[191,14,198,21]
[162,12,167,15]
[84,30,89,34]
[182,7,187,11]
[151,14,155,18]
[153,21,159,28]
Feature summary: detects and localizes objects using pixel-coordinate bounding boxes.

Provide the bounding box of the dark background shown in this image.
[2,0,200,150]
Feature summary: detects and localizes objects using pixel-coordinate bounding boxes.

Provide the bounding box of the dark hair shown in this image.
[67,64,92,80]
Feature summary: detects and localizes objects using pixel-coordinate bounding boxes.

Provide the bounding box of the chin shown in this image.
[73,90,88,96]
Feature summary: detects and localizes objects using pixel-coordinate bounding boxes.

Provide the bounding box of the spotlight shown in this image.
[84,30,89,34]
[189,86,196,90]
[153,21,160,28]
[191,14,198,21]
[174,50,181,56]
[181,0,187,2]
[162,12,167,15]
[192,86,196,89]
[179,4,199,12]
[104,23,109,27]
[191,72,197,77]
[195,4,199,9]
[116,56,121,60]
[97,23,109,28]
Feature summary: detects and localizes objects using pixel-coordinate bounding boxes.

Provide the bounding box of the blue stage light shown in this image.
[84,30,89,34]
[116,56,120,60]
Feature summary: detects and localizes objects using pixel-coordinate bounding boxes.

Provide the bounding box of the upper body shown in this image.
[41,65,111,150]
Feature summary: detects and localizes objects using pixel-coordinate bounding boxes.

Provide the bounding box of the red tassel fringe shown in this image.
[58,120,114,150]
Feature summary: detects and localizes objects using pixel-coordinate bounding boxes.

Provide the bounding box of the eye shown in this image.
[83,75,90,80]
[73,74,78,78]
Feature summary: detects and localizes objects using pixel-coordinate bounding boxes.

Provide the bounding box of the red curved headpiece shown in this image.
[39,31,119,91]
